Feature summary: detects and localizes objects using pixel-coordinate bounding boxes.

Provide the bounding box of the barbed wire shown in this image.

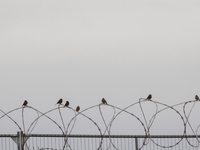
[0,94,200,150]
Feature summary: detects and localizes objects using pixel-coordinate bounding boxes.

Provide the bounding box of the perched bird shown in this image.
[146,94,152,100]
[22,100,28,106]
[76,106,80,112]
[56,99,63,105]
[195,95,199,100]
[64,101,69,107]
[101,98,107,104]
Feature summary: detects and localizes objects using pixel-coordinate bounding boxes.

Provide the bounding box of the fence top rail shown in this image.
[0,133,199,138]
[16,134,200,138]
[0,134,17,137]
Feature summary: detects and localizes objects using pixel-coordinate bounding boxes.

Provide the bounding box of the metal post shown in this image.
[17,131,24,150]
[135,137,138,150]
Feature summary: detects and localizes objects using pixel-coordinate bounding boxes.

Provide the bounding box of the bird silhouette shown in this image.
[22,100,28,106]
[147,94,152,100]
[64,101,69,107]
[76,106,80,112]
[195,95,199,100]
[101,98,107,104]
[56,99,63,105]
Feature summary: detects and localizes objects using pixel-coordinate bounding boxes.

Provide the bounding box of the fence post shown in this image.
[17,131,24,150]
[135,137,138,150]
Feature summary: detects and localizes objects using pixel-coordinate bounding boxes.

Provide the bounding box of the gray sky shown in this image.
[0,0,200,134]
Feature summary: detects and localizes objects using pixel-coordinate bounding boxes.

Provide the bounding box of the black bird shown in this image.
[101,98,107,104]
[64,101,69,107]
[76,106,80,112]
[22,100,28,106]
[146,94,152,100]
[195,95,199,100]
[56,99,63,105]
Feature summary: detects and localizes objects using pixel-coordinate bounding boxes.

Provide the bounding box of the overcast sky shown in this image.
[0,0,200,134]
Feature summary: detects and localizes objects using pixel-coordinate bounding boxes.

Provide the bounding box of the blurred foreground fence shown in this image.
[1,96,200,149]
[0,132,200,150]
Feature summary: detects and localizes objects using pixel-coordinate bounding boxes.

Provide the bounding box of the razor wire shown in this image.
[0,96,200,150]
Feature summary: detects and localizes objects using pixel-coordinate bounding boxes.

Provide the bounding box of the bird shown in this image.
[195,95,199,100]
[146,94,152,100]
[64,101,69,107]
[56,99,63,105]
[76,106,80,112]
[22,100,28,106]
[101,98,107,104]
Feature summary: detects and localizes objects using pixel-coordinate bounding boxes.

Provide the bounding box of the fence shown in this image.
[1,96,200,149]
[0,132,200,150]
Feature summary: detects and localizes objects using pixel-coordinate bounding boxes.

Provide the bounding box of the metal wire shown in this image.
[1,98,200,149]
